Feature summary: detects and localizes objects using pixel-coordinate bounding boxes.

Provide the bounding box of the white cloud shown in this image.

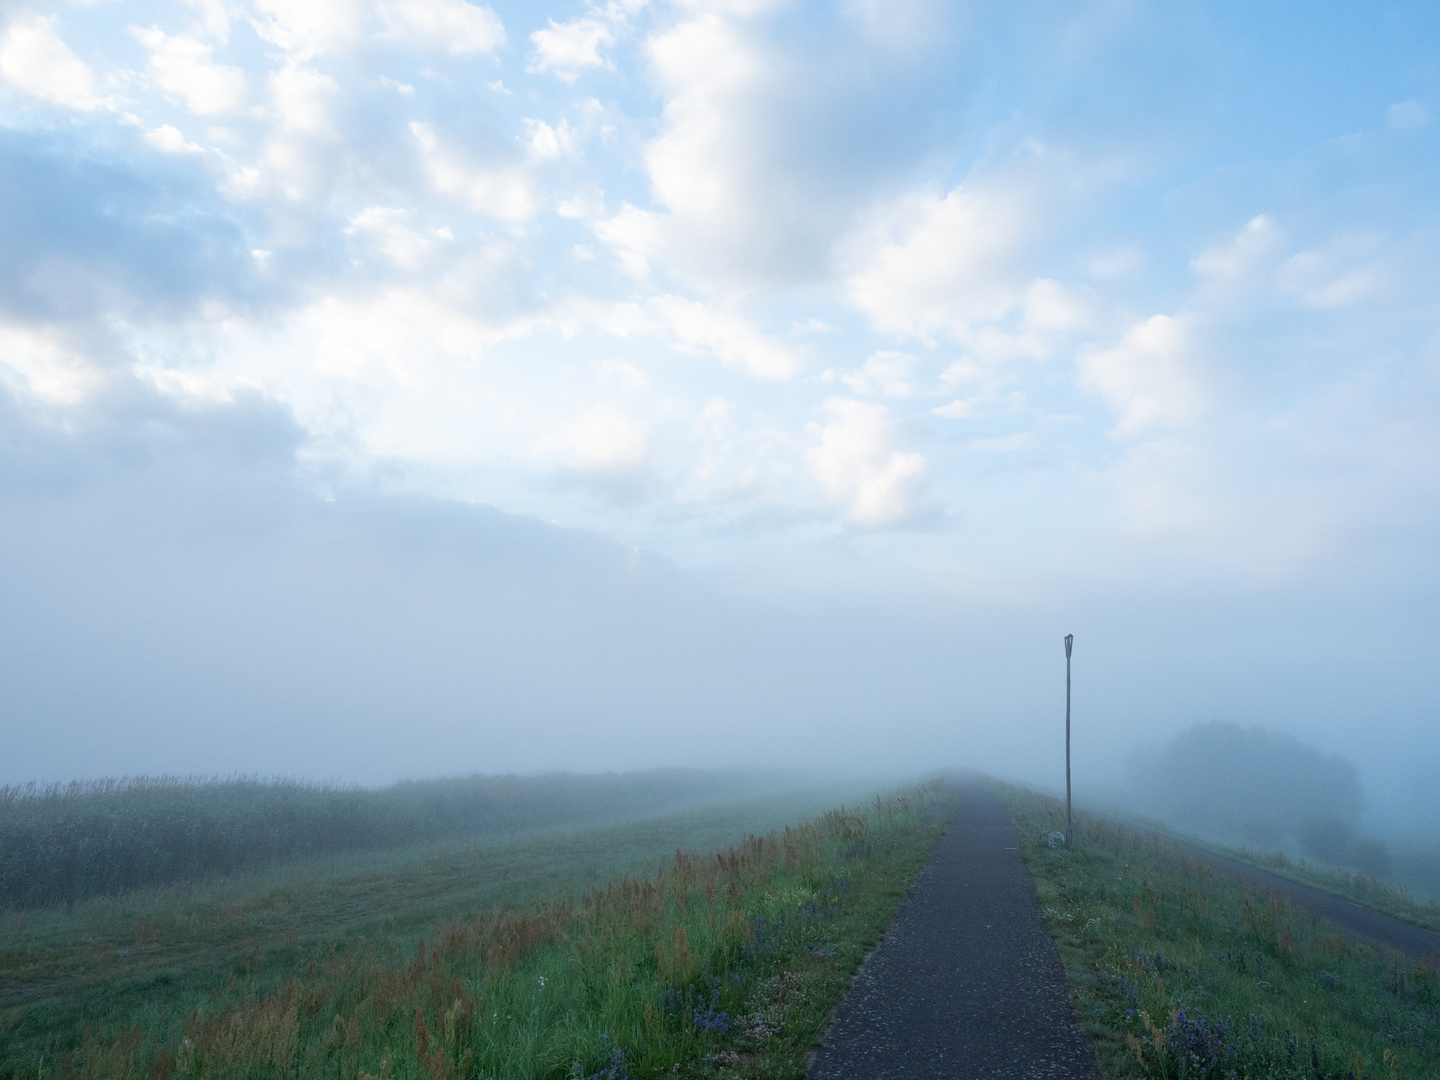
[594,359,647,392]
[841,0,946,54]
[1087,244,1145,279]
[251,0,367,58]
[843,181,1029,339]
[144,123,205,154]
[0,321,105,405]
[175,288,518,470]
[529,17,615,81]
[524,118,576,161]
[1279,235,1383,309]
[968,432,1031,454]
[5,0,1434,611]
[376,0,506,54]
[595,204,665,277]
[1079,314,1208,436]
[182,0,233,43]
[1190,214,1283,297]
[1388,100,1428,133]
[411,121,539,220]
[930,357,1017,420]
[251,0,503,57]
[806,399,926,526]
[224,63,344,201]
[346,207,451,271]
[645,15,760,211]
[554,405,649,478]
[1022,278,1091,333]
[132,26,246,114]
[558,294,802,380]
[649,297,800,379]
[635,9,830,289]
[270,63,338,135]
[841,352,918,399]
[0,14,101,110]
[929,399,974,419]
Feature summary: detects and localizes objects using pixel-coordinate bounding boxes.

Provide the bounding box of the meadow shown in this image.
[1093,807,1440,937]
[999,784,1439,1080]
[0,771,805,910]
[1211,848,1440,936]
[1,777,951,1079]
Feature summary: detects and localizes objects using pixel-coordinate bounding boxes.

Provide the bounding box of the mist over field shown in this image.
[2,0,1438,856]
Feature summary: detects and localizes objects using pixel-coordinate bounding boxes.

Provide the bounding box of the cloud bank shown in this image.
[0,1,1437,826]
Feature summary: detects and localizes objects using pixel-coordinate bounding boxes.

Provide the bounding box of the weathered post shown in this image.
[1064,633,1074,847]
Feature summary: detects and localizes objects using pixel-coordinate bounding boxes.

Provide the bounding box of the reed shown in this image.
[0,770,803,909]
[10,783,951,1079]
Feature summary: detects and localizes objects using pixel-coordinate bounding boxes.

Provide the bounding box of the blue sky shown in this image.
[1,0,1438,822]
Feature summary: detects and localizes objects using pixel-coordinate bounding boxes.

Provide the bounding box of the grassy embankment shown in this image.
[2,779,952,1079]
[998,784,1439,1079]
[1208,847,1440,937]
[1094,808,1440,936]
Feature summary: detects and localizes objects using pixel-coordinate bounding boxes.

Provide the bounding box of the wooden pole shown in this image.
[1065,633,1073,847]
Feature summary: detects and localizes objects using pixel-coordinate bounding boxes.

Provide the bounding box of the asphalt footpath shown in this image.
[1165,838,1440,961]
[808,778,1100,1080]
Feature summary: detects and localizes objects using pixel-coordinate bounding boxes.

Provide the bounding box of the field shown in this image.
[0,771,812,910]
[998,784,1440,1079]
[1,776,952,1079]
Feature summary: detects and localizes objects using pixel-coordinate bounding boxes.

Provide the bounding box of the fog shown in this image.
[3,377,1437,854]
[2,1,1438,873]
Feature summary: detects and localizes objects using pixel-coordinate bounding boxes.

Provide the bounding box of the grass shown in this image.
[1,779,952,1079]
[0,770,808,909]
[1091,807,1440,936]
[1207,847,1440,936]
[997,783,1439,1079]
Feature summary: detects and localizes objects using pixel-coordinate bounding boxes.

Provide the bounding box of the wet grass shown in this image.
[997,783,1439,1080]
[1,780,952,1079]
[1206,847,1440,936]
[0,771,806,909]
[1091,808,1440,936]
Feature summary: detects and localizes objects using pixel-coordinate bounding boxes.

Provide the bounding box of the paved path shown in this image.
[1165,838,1440,961]
[809,779,1099,1079]
[1084,807,1440,961]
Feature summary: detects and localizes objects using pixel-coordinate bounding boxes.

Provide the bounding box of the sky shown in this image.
[1,0,1437,829]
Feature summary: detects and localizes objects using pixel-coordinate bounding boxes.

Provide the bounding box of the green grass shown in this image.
[1091,807,1440,937]
[1,780,953,1079]
[996,783,1439,1080]
[0,770,813,909]
[1206,846,1440,936]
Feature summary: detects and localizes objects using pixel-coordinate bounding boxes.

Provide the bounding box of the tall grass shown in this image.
[1221,846,1440,934]
[9,782,950,1079]
[999,784,1439,1080]
[0,770,795,909]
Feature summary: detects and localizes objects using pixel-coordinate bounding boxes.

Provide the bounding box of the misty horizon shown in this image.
[2,2,1437,849]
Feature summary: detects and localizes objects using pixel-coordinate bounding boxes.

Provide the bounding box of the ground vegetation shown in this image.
[2,780,950,1079]
[1000,783,1438,1080]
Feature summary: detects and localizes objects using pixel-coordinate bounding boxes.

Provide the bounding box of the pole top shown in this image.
[1064,633,1073,659]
